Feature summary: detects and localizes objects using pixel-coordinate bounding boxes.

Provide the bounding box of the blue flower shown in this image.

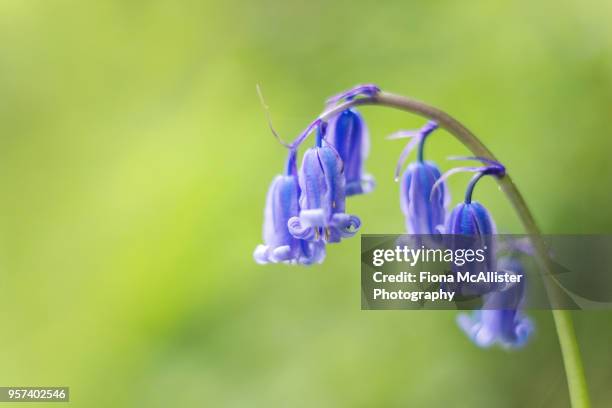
[288,125,361,243]
[441,157,505,237]
[390,121,448,234]
[446,200,497,235]
[444,200,497,295]
[401,161,448,234]
[457,257,533,348]
[438,158,532,347]
[326,109,374,196]
[440,160,505,295]
[254,150,326,264]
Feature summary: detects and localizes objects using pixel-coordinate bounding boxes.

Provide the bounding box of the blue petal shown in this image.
[298,148,327,214]
[253,244,272,265]
[445,202,498,295]
[457,257,533,348]
[400,161,448,234]
[458,310,533,349]
[293,146,360,244]
[327,109,374,196]
[297,240,326,264]
[254,174,326,264]
[262,175,300,248]
[287,215,316,240]
[446,201,496,235]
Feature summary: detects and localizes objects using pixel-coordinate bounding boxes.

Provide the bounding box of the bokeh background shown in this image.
[1,1,611,407]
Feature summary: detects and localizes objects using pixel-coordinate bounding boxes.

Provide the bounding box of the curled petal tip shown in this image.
[331,213,361,238]
[253,244,271,264]
[270,245,295,263]
[287,216,314,240]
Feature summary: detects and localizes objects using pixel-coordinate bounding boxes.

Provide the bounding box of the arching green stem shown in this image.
[317,91,590,408]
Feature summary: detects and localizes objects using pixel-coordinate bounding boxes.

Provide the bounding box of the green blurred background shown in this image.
[0,0,611,407]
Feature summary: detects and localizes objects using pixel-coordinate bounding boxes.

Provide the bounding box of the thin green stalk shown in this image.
[319,91,590,408]
[552,310,591,408]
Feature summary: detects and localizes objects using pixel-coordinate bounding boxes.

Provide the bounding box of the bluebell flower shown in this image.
[445,200,497,295]
[288,125,361,243]
[326,109,374,196]
[446,200,497,236]
[254,150,326,264]
[457,256,533,348]
[390,121,448,234]
[437,158,506,237]
[400,161,448,234]
[439,159,505,295]
[437,158,532,347]
[441,158,505,235]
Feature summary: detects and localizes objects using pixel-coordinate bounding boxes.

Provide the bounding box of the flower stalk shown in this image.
[307,90,590,408]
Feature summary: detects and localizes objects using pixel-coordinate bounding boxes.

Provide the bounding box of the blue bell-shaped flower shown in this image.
[326,109,374,196]
[288,125,360,243]
[401,161,448,234]
[391,121,448,234]
[440,159,505,295]
[254,150,326,264]
[457,256,533,348]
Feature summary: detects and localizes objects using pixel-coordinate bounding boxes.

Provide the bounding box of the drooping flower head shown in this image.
[389,121,449,234]
[435,158,506,295]
[436,158,533,348]
[457,256,533,348]
[324,84,380,196]
[254,149,325,264]
[288,124,361,243]
[326,109,374,196]
[439,157,505,235]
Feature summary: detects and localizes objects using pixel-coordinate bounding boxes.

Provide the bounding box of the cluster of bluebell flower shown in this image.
[254,84,532,349]
[254,85,378,265]
[391,121,533,348]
